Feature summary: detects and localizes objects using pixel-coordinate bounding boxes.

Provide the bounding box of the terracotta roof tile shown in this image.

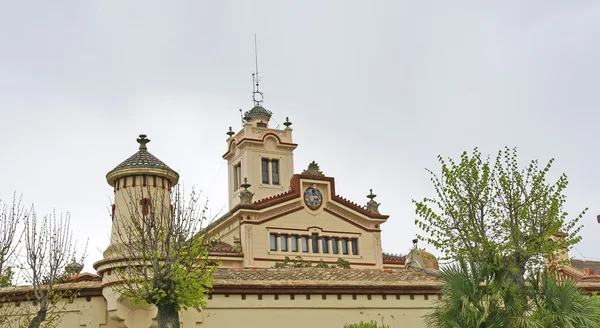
[383,253,406,264]
[212,268,439,288]
[571,259,600,275]
[110,150,175,173]
[210,241,241,254]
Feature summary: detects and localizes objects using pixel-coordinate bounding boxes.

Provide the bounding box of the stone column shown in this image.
[307,236,313,253]
[327,238,333,254]
[347,238,352,255]
[287,234,292,252]
[337,237,343,255]
[317,236,323,253]
[277,233,281,251]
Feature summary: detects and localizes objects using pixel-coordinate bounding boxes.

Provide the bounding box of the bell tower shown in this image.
[223,106,297,209]
[224,39,298,209]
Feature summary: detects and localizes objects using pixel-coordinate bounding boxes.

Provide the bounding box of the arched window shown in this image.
[141,198,151,215]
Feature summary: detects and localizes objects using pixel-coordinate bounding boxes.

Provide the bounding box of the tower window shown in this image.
[141,198,151,216]
[261,158,269,184]
[272,159,279,185]
[233,163,242,190]
[261,158,281,185]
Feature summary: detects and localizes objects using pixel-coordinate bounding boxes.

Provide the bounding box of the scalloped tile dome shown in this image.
[110,150,174,172]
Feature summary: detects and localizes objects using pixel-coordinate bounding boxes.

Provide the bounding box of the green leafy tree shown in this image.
[426,263,600,328]
[414,147,585,281]
[425,262,524,328]
[111,187,218,328]
[525,272,600,327]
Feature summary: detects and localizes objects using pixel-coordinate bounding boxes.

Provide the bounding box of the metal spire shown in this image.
[252,34,264,107]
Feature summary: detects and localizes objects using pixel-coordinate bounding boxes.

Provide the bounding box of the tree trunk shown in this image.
[27,308,47,328]
[157,303,179,328]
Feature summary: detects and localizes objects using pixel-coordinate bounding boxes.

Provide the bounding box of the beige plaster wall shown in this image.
[202,294,435,328]
[2,296,116,328]
[1,293,436,328]
[108,177,173,257]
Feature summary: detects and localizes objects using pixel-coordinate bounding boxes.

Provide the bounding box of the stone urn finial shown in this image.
[226,127,235,137]
[366,189,380,214]
[233,237,242,252]
[137,134,150,151]
[239,178,254,204]
[283,117,292,128]
[65,258,84,277]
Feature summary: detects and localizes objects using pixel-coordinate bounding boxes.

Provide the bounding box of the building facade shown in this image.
[1,101,598,328]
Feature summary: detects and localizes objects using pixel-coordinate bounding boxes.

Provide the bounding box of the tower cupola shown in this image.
[106,134,179,187]
[243,105,273,127]
[103,134,178,258]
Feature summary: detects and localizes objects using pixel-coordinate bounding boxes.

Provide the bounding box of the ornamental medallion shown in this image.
[304,185,323,210]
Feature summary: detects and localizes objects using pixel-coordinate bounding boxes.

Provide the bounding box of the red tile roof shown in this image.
[210,241,240,254]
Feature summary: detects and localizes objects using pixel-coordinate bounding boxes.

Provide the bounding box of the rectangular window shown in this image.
[332,238,339,254]
[270,234,277,251]
[301,236,308,253]
[272,159,280,185]
[281,235,288,252]
[261,158,269,184]
[341,238,348,255]
[233,163,242,190]
[322,237,329,253]
[291,235,298,252]
[351,238,358,255]
[312,234,319,254]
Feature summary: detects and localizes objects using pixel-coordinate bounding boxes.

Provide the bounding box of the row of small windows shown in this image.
[114,175,172,191]
[269,233,359,255]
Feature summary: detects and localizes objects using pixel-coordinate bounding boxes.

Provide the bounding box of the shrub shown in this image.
[343,320,390,328]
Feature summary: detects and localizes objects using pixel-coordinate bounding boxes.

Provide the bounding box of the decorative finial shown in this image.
[366,189,380,214]
[65,258,83,277]
[226,127,235,137]
[241,177,251,190]
[233,236,242,252]
[239,177,254,204]
[301,161,325,177]
[283,117,292,128]
[137,134,150,151]
[367,189,376,200]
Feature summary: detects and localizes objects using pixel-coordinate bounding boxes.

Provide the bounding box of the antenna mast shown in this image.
[252,34,264,107]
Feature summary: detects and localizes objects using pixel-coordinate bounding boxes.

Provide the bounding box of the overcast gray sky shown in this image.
[1,1,599,271]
